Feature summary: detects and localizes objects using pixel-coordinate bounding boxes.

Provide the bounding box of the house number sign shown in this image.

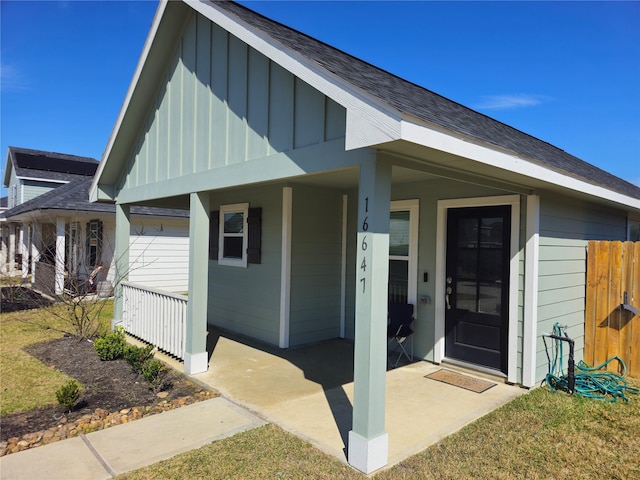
[359,196,369,294]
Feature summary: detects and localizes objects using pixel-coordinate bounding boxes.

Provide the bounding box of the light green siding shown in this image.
[289,186,343,346]
[120,12,346,196]
[208,185,283,346]
[22,181,61,204]
[533,193,628,382]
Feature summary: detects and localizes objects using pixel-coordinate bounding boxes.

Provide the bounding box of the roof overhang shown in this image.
[91,0,639,213]
[397,119,640,211]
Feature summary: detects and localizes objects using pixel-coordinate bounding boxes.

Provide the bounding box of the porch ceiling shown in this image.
[290,165,439,190]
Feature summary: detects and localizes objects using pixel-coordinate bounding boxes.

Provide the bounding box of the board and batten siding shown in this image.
[120,11,346,194]
[289,186,343,346]
[534,194,628,382]
[128,219,190,293]
[208,185,283,346]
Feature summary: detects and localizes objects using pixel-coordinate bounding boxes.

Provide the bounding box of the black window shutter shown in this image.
[210,210,220,260]
[97,220,103,264]
[247,207,262,264]
[86,221,91,265]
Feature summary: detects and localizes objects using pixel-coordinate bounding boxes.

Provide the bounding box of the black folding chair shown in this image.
[387,303,414,368]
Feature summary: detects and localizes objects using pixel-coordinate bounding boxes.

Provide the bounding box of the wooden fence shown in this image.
[584,241,640,378]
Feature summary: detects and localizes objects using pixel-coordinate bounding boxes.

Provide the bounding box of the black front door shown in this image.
[445,206,511,372]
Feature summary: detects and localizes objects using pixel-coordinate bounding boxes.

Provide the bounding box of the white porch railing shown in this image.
[121,281,187,360]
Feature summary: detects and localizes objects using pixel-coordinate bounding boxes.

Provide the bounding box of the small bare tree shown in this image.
[7,214,155,340]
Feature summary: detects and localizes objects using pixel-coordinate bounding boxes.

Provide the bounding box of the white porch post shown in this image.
[8,224,16,275]
[184,191,210,375]
[30,223,39,283]
[20,224,28,280]
[54,218,65,295]
[1,225,7,273]
[114,204,131,328]
[279,187,292,348]
[348,158,391,474]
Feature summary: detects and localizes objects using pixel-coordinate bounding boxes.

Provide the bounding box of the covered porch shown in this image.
[172,329,526,469]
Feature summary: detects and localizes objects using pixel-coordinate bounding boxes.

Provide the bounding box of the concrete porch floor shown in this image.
[188,330,526,469]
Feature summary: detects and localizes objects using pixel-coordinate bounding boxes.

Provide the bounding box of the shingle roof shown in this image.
[1,178,188,220]
[215,1,640,200]
[7,146,99,183]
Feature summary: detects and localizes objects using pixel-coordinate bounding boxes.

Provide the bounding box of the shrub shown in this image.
[94,326,126,361]
[142,359,170,393]
[56,380,80,411]
[124,344,155,374]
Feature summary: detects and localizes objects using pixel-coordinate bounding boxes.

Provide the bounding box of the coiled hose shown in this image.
[544,323,640,402]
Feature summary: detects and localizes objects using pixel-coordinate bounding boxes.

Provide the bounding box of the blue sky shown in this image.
[1,0,639,199]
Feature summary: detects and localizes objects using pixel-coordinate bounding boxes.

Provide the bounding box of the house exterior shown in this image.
[1,147,190,295]
[89,1,640,473]
[1,147,99,277]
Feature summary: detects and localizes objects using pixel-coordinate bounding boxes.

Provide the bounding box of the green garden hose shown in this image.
[544,323,640,402]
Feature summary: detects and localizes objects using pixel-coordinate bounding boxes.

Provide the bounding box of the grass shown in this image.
[3,303,639,478]
[118,375,640,479]
[375,383,640,479]
[0,300,113,415]
[118,424,363,480]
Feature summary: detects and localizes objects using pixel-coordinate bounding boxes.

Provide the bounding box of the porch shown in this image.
[176,329,525,469]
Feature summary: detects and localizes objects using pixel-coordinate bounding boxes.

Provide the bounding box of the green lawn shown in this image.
[2,303,638,478]
[0,300,113,415]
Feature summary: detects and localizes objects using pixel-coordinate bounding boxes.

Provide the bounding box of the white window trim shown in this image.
[218,202,249,268]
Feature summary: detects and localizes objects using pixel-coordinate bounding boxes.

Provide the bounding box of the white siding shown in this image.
[128,219,190,293]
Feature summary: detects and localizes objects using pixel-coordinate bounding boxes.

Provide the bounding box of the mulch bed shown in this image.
[1,286,52,313]
[0,334,209,443]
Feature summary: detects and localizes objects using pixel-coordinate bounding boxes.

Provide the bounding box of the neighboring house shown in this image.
[1,147,99,276]
[89,1,640,473]
[0,197,6,270]
[1,147,190,295]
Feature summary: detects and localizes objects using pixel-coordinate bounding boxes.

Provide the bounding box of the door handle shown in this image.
[446,286,452,310]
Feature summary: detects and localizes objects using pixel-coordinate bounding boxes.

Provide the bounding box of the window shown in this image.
[218,203,248,267]
[86,219,103,268]
[210,204,262,267]
[629,216,640,241]
[388,200,419,305]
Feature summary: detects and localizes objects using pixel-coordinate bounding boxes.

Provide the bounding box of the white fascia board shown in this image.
[89,0,169,203]
[188,0,402,149]
[15,176,68,185]
[401,120,640,210]
[6,209,107,222]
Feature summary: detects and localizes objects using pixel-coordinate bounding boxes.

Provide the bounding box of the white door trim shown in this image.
[435,195,520,382]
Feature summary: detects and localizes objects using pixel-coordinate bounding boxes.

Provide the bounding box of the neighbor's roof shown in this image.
[212,1,639,201]
[1,177,188,221]
[3,146,99,186]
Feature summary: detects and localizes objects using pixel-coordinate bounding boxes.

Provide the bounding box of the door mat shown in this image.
[425,369,496,393]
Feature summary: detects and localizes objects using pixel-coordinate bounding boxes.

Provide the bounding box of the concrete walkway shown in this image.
[0,397,266,480]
